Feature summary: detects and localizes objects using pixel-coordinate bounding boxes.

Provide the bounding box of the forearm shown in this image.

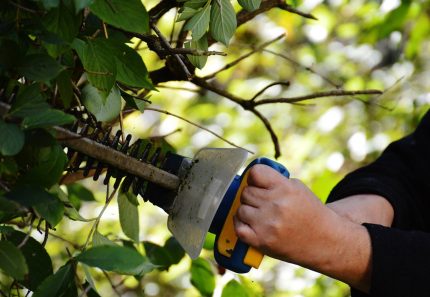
[291,207,372,293]
[326,194,394,227]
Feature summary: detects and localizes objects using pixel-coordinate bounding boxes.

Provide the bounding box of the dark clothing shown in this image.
[326,110,430,297]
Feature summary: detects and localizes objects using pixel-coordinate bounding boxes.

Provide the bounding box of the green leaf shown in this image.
[106,40,154,89]
[9,84,49,118]
[90,0,149,34]
[92,231,117,247]
[185,2,211,41]
[83,39,117,94]
[32,264,76,297]
[6,186,64,227]
[185,35,208,69]
[121,91,147,112]
[143,241,172,270]
[42,2,81,56]
[177,7,198,22]
[82,83,121,122]
[118,188,140,242]
[21,109,75,129]
[74,0,94,13]
[210,0,237,45]
[17,54,63,82]
[57,70,74,108]
[0,120,25,156]
[237,0,261,12]
[50,185,94,222]
[0,226,15,235]
[76,245,156,275]
[0,240,28,280]
[0,197,22,223]
[163,237,185,265]
[41,0,60,9]
[19,139,68,188]
[183,0,208,9]
[190,258,215,297]
[6,231,53,291]
[221,280,249,297]
[67,183,96,210]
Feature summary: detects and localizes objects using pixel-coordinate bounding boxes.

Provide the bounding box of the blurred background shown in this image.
[27,0,430,296]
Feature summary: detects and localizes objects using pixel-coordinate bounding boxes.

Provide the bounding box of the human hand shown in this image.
[233,164,373,293]
[233,164,334,265]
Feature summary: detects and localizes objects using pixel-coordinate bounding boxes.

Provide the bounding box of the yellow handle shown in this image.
[217,171,264,268]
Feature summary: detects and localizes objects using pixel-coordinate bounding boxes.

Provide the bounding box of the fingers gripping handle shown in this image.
[214,158,290,273]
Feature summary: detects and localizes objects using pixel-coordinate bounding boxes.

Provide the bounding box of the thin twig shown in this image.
[251,81,290,101]
[151,24,193,80]
[254,89,383,105]
[102,271,122,297]
[17,215,35,249]
[164,47,227,56]
[156,84,201,93]
[82,187,118,250]
[263,49,341,88]
[203,34,285,80]
[150,128,182,139]
[145,107,254,154]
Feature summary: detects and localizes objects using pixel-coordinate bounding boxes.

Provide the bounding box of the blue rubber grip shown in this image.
[213,157,290,273]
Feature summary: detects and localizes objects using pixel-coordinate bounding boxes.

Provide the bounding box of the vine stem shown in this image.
[82,187,118,250]
[145,107,254,154]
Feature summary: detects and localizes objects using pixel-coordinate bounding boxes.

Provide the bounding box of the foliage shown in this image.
[1,0,430,296]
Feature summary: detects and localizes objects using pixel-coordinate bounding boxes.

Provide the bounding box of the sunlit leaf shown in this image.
[184,2,211,41]
[90,0,149,34]
[210,0,237,45]
[0,240,28,280]
[238,0,261,12]
[82,83,121,122]
[118,189,139,242]
[221,280,249,297]
[92,231,117,247]
[185,35,208,69]
[190,258,215,296]
[177,7,198,22]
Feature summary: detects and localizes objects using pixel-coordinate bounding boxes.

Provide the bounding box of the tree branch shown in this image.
[151,24,193,80]
[254,89,383,105]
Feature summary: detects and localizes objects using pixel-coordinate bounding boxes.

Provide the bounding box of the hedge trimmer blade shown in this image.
[167,148,248,259]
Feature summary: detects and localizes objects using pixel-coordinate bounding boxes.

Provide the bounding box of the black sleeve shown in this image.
[326,110,430,297]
